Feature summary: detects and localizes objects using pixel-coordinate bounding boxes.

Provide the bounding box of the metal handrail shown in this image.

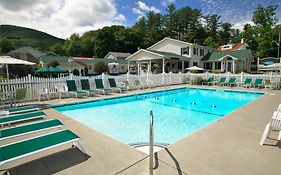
[149,110,154,175]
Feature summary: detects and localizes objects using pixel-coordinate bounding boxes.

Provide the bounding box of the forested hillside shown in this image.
[0,25,64,54]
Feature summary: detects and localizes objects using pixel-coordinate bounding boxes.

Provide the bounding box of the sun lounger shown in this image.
[134,80,147,89]
[253,78,264,88]
[108,78,127,93]
[216,77,226,86]
[202,77,214,86]
[0,111,45,127]
[0,119,63,140]
[260,110,281,145]
[0,130,86,168]
[224,77,236,86]
[66,80,89,98]
[7,105,41,115]
[241,78,252,88]
[94,79,112,94]
[121,80,134,90]
[80,79,99,95]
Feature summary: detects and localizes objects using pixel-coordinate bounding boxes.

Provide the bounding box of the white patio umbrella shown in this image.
[0,56,36,80]
[185,66,205,71]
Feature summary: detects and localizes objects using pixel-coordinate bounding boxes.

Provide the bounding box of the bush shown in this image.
[94,61,108,74]
[235,68,247,73]
[192,77,207,85]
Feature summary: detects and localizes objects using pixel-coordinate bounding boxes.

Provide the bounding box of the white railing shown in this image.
[0,71,280,101]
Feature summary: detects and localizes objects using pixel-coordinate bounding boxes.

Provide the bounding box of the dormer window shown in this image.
[200,49,204,56]
[193,48,198,55]
[181,47,189,55]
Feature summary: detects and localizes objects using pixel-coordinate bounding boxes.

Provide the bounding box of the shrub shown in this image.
[192,77,207,85]
[94,61,108,74]
[235,68,247,73]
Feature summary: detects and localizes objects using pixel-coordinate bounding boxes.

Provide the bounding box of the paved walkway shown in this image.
[1,85,281,175]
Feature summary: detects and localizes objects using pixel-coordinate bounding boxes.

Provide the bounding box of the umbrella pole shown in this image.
[6,64,9,80]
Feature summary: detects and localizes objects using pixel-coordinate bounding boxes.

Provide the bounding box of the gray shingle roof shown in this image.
[201,49,253,61]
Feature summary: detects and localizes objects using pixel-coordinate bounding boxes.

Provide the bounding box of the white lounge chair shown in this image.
[260,108,281,145]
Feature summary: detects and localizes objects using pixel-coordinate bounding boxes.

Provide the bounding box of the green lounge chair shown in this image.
[0,111,45,127]
[217,77,227,86]
[66,80,89,98]
[80,79,99,95]
[94,79,112,94]
[253,78,264,88]
[1,119,63,140]
[7,105,41,115]
[0,130,86,167]
[108,78,127,93]
[241,78,252,88]
[202,77,214,85]
[224,77,236,86]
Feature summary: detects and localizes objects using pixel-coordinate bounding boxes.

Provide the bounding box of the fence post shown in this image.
[169,72,172,85]
[70,73,73,80]
[240,71,244,85]
[28,74,32,100]
[227,71,230,79]
[178,72,182,84]
[270,71,273,81]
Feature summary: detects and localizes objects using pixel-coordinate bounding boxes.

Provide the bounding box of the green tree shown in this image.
[94,61,108,74]
[0,37,14,54]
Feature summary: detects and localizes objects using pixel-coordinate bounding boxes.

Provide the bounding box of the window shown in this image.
[177,62,182,69]
[193,48,197,55]
[200,49,204,56]
[88,66,92,70]
[203,62,212,69]
[193,62,198,66]
[215,62,221,70]
[181,47,189,55]
[184,61,189,69]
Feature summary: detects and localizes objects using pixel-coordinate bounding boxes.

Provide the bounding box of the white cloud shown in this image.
[132,1,160,18]
[161,0,176,6]
[0,0,126,38]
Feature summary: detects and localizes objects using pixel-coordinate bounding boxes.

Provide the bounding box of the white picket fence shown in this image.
[0,72,280,101]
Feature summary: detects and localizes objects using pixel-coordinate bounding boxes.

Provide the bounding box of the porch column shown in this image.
[137,61,140,75]
[181,60,184,72]
[221,60,224,72]
[232,60,235,74]
[148,60,152,73]
[163,58,165,86]
[127,61,130,73]
[212,62,215,72]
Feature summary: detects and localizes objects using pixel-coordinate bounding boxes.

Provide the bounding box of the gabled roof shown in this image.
[104,52,131,59]
[147,37,213,50]
[7,47,45,58]
[201,49,253,61]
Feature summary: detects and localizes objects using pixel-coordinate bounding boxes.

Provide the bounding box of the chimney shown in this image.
[241,38,244,43]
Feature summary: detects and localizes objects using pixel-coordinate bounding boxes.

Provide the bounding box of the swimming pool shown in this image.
[54,88,263,145]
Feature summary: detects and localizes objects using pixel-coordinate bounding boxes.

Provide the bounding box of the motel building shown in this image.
[126,37,254,74]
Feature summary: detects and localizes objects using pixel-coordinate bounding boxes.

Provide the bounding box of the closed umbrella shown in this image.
[0,56,36,80]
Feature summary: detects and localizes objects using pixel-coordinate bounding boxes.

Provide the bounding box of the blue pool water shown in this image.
[55,88,263,145]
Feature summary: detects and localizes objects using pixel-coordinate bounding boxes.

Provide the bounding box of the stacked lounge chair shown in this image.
[241,78,253,88]
[66,80,89,98]
[80,79,99,96]
[108,78,127,93]
[253,78,264,88]
[216,77,227,86]
[94,79,112,94]
[224,77,237,87]
[202,77,215,86]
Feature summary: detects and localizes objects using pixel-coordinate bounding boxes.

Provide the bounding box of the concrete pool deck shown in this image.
[1,85,281,175]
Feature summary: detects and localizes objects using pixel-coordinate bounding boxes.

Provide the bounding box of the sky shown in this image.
[0,0,281,39]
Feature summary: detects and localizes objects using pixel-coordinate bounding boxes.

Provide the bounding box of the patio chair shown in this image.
[202,77,214,86]
[34,84,49,101]
[121,80,134,90]
[260,110,281,145]
[6,105,41,115]
[241,78,253,88]
[94,79,112,95]
[80,79,99,95]
[253,78,264,88]
[1,119,63,140]
[224,77,237,87]
[0,130,86,168]
[108,78,127,93]
[134,80,146,89]
[55,83,68,99]
[0,111,46,127]
[216,77,227,86]
[66,80,89,98]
